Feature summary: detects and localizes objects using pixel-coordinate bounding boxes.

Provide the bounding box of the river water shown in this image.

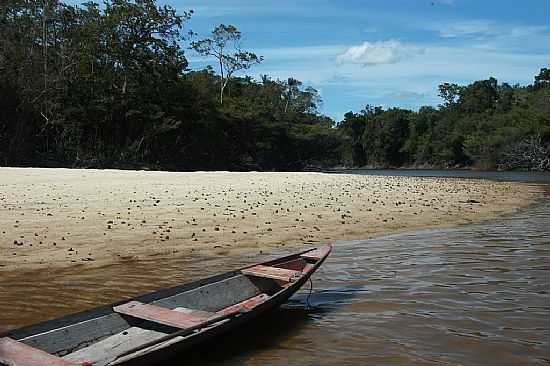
[1,171,550,365]
[184,182,550,366]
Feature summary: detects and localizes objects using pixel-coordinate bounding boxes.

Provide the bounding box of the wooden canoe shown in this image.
[0,244,332,366]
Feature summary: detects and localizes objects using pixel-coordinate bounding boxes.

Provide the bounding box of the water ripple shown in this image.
[1,189,550,365]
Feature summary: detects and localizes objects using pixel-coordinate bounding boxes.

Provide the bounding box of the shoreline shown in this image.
[0,167,544,272]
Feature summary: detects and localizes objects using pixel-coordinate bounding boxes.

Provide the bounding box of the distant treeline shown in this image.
[1,0,549,171]
[339,72,550,170]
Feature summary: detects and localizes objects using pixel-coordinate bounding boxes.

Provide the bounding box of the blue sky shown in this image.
[93,0,550,120]
[172,0,550,120]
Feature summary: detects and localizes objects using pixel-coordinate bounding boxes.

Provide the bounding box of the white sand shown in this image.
[0,167,542,270]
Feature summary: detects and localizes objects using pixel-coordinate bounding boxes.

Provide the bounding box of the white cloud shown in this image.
[336,40,424,66]
[188,19,550,118]
[255,45,346,60]
[437,20,497,38]
[509,25,550,38]
[385,91,430,101]
[433,20,550,42]
[249,42,549,117]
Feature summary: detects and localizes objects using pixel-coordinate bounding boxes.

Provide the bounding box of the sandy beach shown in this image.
[0,167,542,271]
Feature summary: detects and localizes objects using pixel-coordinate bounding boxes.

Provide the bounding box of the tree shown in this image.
[498,134,550,171]
[534,67,550,89]
[191,24,262,104]
[337,112,367,166]
[284,78,301,113]
[496,82,514,112]
[458,77,498,113]
[401,106,438,163]
[438,83,461,107]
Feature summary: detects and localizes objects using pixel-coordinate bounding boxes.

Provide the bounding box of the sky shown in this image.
[97,0,550,120]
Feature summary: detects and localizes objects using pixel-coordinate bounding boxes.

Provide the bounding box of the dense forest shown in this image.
[1,0,549,171]
[339,73,550,170]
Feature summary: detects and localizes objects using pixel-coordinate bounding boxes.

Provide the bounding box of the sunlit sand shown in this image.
[0,167,541,270]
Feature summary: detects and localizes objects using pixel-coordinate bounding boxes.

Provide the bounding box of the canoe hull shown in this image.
[114,261,322,365]
[1,245,332,366]
[114,246,330,365]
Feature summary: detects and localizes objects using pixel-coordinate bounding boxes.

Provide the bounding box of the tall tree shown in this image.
[191,24,262,104]
[284,77,301,113]
[534,67,550,89]
[458,77,498,113]
[438,82,461,107]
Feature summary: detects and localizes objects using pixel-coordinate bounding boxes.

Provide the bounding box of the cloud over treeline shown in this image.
[336,40,424,66]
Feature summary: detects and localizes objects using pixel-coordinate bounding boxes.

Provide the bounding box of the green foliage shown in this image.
[337,69,550,170]
[438,83,461,108]
[338,111,367,166]
[457,77,498,114]
[0,0,344,169]
[534,68,550,89]
[1,0,548,171]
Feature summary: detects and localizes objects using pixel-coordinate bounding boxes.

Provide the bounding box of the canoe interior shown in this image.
[1,247,327,365]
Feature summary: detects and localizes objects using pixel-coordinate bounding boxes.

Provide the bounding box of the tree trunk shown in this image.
[220,77,224,104]
[42,0,47,92]
[219,57,224,104]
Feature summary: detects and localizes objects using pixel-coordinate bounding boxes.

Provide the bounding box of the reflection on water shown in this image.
[184,198,550,366]
[1,185,550,365]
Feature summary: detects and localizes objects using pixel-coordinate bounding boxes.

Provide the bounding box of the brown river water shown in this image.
[1,172,550,365]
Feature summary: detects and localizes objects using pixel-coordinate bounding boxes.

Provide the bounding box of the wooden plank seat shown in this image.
[242,265,302,282]
[113,301,222,330]
[65,295,271,365]
[0,337,75,366]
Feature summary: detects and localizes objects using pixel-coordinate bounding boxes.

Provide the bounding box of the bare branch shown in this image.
[190,24,262,104]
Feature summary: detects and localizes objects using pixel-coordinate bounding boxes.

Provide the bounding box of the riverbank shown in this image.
[0,167,543,271]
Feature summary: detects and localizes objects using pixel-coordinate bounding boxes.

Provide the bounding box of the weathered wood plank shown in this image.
[218,293,269,315]
[96,295,267,366]
[0,337,74,366]
[300,245,331,261]
[63,325,167,366]
[242,265,301,282]
[63,304,233,366]
[6,245,331,366]
[18,275,258,355]
[113,301,218,329]
[19,313,130,357]
[63,305,198,365]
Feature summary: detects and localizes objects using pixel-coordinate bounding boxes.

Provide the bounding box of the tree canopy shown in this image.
[0,0,548,171]
[0,0,341,170]
[337,71,550,170]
